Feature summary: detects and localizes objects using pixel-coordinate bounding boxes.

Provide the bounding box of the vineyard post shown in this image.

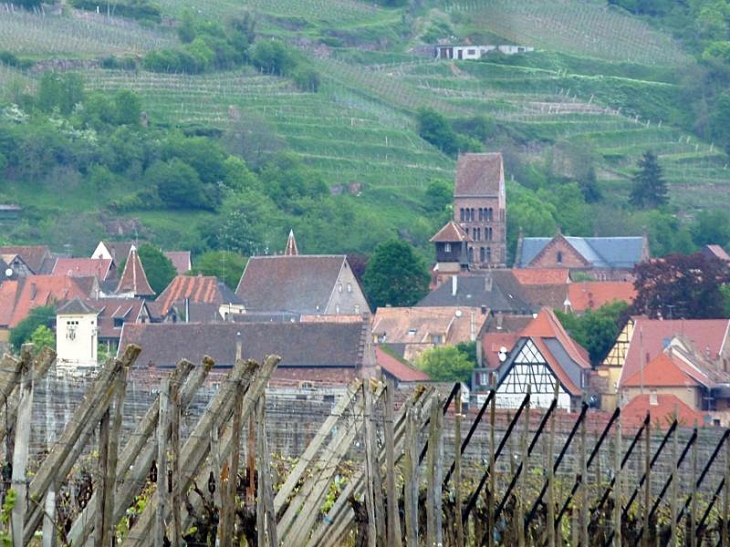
[10,345,33,547]
[256,394,276,547]
[613,411,622,547]
[547,381,558,547]
[518,386,530,547]
[642,415,651,547]
[580,395,588,547]
[384,379,401,547]
[404,404,418,547]
[724,430,730,547]
[690,419,698,547]
[169,377,182,547]
[426,396,443,547]
[670,407,678,545]
[155,377,170,547]
[455,387,464,547]
[220,377,244,547]
[363,383,377,547]
[488,382,497,547]
[42,486,56,547]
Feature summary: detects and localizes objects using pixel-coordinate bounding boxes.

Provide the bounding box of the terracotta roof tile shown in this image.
[567,282,636,313]
[155,275,241,316]
[620,394,707,428]
[482,332,520,369]
[430,221,472,243]
[512,269,570,285]
[621,352,711,388]
[53,258,113,280]
[376,347,430,382]
[164,251,192,275]
[454,153,504,196]
[619,318,730,386]
[10,275,91,327]
[116,246,155,297]
[522,308,590,367]
[0,280,19,327]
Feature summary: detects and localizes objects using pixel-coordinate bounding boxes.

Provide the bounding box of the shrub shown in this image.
[293,67,321,92]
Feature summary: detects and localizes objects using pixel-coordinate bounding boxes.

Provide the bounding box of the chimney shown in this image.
[496,311,504,330]
[452,275,458,297]
[185,297,190,323]
[484,274,493,292]
[470,310,476,342]
[235,332,242,361]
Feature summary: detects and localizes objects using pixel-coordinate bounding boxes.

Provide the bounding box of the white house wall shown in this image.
[56,312,98,372]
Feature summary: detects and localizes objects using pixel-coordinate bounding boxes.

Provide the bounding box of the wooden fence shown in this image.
[0,344,728,546]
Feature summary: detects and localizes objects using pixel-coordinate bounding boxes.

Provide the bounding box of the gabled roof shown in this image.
[164,251,192,275]
[417,271,534,314]
[116,246,155,297]
[512,269,570,285]
[619,318,730,387]
[704,244,730,262]
[98,241,134,262]
[88,297,148,339]
[567,282,636,313]
[376,347,429,382]
[518,236,647,269]
[372,306,487,347]
[119,321,366,370]
[522,307,591,368]
[53,258,113,280]
[482,331,521,369]
[235,255,351,314]
[0,245,52,274]
[155,275,241,317]
[454,153,504,196]
[57,297,98,315]
[620,394,706,428]
[430,221,472,243]
[10,275,92,327]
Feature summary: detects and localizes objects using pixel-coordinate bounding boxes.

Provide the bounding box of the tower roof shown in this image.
[284,229,299,256]
[116,245,155,297]
[454,153,504,196]
[430,220,472,243]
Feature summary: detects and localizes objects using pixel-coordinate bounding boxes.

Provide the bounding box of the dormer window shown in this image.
[114,317,124,328]
[556,251,563,263]
[408,328,418,336]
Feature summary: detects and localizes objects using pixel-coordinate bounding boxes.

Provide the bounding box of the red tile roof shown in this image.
[532,337,582,395]
[164,251,192,275]
[454,153,503,196]
[522,308,590,367]
[116,246,155,297]
[512,269,570,285]
[0,280,19,327]
[9,275,91,327]
[567,282,636,313]
[155,275,223,316]
[621,352,712,388]
[482,332,520,369]
[620,394,707,428]
[619,318,730,387]
[430,221,472,243]
[53,258,113,280]
[376,347,430,382]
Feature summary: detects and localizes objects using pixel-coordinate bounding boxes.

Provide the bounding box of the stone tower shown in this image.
[453,152,507,268]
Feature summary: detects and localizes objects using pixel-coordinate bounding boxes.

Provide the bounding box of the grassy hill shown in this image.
[0,0,727,255]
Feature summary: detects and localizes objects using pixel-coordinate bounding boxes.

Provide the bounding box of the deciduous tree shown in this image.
[362,239,430,309]
[416,346,474,383]
[137,243,177,295]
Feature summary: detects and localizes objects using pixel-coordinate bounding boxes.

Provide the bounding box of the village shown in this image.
[0,152,728,426]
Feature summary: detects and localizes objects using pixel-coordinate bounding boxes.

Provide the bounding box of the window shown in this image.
[480,247,485,262]
[467,49,476,55]
[487,227,493,241]
[475,228,481,241]
[460,208,465,222]
[486,247,492,262]
[444,243,451,253]
[338,282,343,293]
[408,328,418,336]
[355,304,360,314]
[468,247,474,262]
[556,251,563,263]
[113,317,124,328]
[478,208,483,221]
[346,283,352,293]
[432,334,443,345]
[471,208,475,221]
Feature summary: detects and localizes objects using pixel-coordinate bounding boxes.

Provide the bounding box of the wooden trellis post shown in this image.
[455,387,464,547]
[256,394,277,547]
[384,379,401,547]
[11,345,34,547]
[426,395,443,547]
[404,402,419,547]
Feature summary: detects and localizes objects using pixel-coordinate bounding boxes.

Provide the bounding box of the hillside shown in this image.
[0,0,728,258]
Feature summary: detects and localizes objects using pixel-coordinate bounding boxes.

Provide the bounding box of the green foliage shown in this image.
[137,243,177,295]
[10,305,56,352]
[37,72,84,116]
[630,150,669,209]
[361,239,430,309]
[451,115,497,143]
[70,0,161,23]
[30,325,55,353]
[250,40,299,76]
[424,179,452,215]
[190,250,247,290]
[144,158,219,211]
[416,107,458,156]
[691,209,730,247]
[555,300,629,365]
[292,67,321,92]
[415,345,474,383]
[722,284,730,317]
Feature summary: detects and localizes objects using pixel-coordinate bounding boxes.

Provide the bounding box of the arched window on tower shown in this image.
[468,247,474,263]
[460,208,465,222]
[479,247,485,262]
[557,251,563,263]
[486,247,492,262]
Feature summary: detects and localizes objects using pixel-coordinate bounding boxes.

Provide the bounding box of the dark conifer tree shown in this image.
[630,150,668,209]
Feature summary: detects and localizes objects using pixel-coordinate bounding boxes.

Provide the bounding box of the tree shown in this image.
[416,107,458,156]
[630,150,669,209]
[9,305,56,351]
[361,239,430,309]
[30,325,55,354]
[631,252,730,319]
[690,209,730,248]
[555,300,630,365]
[190,250,247,290]
[137,243,177,295]
[415,346,474,383]
[424,179,452,214]
[579,166,602,203]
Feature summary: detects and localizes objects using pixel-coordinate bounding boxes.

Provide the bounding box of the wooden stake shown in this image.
[613,413,622,547]
[404,403,419,547]
[363,383,377,547]
[256,394,277,547]
[426,395,443,547]
[169,374,182,547]
[11,345,33,547]
[487,385,497,547]
[220,380,244,547]
[155,378,170,547]
[385,379,401,547]
[670,407,678,546]
[455,387,464,547]
[42,487,56,547]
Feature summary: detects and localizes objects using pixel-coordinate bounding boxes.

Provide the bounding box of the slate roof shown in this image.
[0,245,52,274]
[155,275,241,317]
[118,321,366,370]
[100,241,134,262]
[430,221,472,243]
[57,297,97,315]
[454,153,503,196]
[116,246,155,297]
[235,255,349,314]
[567,281,636,313]
[618,318,730,387]
[376,347,430,382]
[522,307,591,368]
[53,258,113,280]
[164,251,192,275]
[417,271,534,314]
[517,236,646,269]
